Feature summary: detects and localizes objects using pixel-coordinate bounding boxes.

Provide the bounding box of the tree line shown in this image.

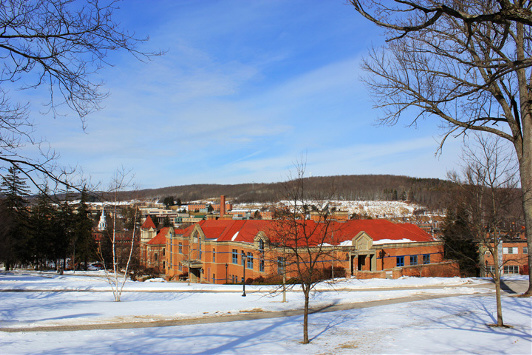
[122,174,459,211]
[0,167,96,271]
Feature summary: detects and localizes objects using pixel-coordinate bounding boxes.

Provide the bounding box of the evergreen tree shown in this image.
[30,187,56,269]
[73,188,97,269]
[0,167,32,270]
[162,216,172,228]
[442,204,479,277]
[162,196,175,209]
[56,198,74,270]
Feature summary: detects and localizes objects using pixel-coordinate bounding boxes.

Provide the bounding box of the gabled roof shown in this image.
[141,216,156,230]
[185,220,271,243]
[148,227,169,245]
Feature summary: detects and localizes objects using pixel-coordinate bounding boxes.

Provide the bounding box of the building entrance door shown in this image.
[190,268,201,282]
[358,255,366,271]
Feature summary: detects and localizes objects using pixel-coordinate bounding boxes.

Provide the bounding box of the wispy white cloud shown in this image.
[20,1,461,189]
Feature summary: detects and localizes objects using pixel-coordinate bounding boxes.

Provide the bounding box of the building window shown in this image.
[504,265,519,274]
[277,257,285,275]
[259,239,264,253]
[486,265,496,274]
[198,235,202,258]
[410,255,418,266]
[396,256,404,267]
[213,248,216,262]
[504,247,518,254]
[423,254,430,264]
[241,251,246,266]
[524,247,528,254]
[154,253,158,262]
[232,249,238,264]
[178,263,182,271]
[259,258,265,272]
[163,248,165,256]
[247,252,253,269]
[179,242,182,254]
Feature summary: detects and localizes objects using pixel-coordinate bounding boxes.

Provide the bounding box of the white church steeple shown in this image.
[97,206,107,231]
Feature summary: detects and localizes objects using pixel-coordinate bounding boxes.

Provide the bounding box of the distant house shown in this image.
[482,230,529,276]
[161,219,458,283]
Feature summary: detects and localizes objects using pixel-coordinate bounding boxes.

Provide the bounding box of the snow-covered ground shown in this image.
[0,271,530,354]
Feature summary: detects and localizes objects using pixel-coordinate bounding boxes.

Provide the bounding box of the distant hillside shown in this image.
[123,175,455,210]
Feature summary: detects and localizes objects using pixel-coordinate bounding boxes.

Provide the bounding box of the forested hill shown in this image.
[126,175,455,210]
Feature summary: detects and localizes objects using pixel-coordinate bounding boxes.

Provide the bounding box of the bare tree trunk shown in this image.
[515,18,532,296]
[492,240,504,327]
[282,271,287,303]
[303,286,310,344]
[111,204,120,302]
[518,157,532,296]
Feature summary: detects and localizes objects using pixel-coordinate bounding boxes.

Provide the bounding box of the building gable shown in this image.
[353,231,373,251]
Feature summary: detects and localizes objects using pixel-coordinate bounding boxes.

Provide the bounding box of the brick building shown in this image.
[482,231,529,276]
[160,219,458,283]
[139,216,157,269]
[145,227,169,273]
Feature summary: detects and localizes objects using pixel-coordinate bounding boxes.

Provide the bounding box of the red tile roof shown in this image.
[191,220,271,243]
[148,227,169,245]
[334,219,434,243]
[174,228,189,235]
[141,216,156,230]
[188,219,434,246]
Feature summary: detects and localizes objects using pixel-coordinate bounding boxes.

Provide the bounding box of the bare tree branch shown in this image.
[352,0,532,295]
[0,0,161,192]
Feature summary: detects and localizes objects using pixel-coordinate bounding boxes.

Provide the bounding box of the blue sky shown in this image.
[31,0,463,189]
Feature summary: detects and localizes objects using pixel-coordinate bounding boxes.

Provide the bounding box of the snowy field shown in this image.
[0,271,530,354]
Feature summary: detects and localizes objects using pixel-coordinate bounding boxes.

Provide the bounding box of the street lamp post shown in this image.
[242,254,247,297]
[379,249,386,270]
[225,263,228,284]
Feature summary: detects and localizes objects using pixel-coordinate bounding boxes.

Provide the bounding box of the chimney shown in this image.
[220,195,226,218]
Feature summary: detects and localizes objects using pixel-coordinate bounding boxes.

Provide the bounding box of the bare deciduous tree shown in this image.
[99,167,138,302]
[351,0,532,295]
[351,1,532,39]
[0,0,159,190]
[449,135,519,326]
[269,163,340,344]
